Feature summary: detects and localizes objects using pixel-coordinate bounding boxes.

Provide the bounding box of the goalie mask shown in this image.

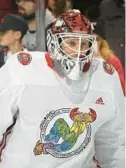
[46,10,96,80]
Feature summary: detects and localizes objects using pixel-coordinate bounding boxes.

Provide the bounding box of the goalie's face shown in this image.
[61,37,89,59]
[16,0,36,21]
[51,33,96,80]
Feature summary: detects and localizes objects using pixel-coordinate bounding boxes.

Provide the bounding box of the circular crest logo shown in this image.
[17,52,32,65]
[33,107,97,158]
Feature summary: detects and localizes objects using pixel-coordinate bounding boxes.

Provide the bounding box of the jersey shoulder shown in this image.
[96,58,115,76]
[6,51,45,66]
[6,51,56,85]
[91,58,120,93]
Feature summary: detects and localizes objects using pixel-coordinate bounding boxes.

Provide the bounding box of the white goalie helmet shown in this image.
[46,10,96,80]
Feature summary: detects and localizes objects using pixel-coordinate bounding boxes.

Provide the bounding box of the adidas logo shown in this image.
[95,97,104,105]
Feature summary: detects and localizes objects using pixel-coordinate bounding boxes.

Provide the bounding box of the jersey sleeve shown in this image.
[95,70,125,168]
[0,65,19,141]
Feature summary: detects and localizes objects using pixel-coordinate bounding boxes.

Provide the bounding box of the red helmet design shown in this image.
[51,10,92,35]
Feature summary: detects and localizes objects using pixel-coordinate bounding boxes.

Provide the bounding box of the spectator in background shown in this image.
[48,0,72,17]
[94,0,125,69]
[0,14,28,64]
[94,34,125,94]
[72,0,102,22]
[16,0,72,51]
[16,0,54,51]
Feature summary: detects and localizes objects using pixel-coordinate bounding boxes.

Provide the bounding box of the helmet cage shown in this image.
[47,29,96,76]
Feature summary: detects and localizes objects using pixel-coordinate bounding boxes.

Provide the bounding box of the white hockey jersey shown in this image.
[0,51,125,168]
